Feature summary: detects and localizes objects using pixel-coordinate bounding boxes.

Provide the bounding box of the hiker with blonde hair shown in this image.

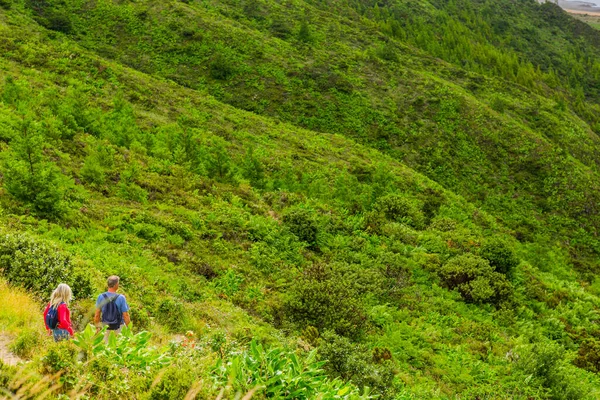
[43,283,75,341]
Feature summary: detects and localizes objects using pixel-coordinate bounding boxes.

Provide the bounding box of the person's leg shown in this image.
[52,329,70,342]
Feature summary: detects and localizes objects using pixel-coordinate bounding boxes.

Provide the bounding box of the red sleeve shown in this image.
[43,304,50,331]
[57,304,74,336]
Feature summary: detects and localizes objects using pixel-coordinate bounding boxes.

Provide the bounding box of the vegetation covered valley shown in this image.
[1,0,600,398]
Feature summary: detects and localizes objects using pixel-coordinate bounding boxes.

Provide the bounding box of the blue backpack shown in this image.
[101,293,122,330]
[45,303,62,330]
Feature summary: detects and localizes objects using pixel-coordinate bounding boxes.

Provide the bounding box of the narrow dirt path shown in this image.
[0,334,21,366]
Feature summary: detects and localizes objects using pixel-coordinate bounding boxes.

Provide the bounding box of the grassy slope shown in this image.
[1,0,600,399]
[16,0,600,276]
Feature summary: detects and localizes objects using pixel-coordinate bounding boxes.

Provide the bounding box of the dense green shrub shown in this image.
[514,341,590,400]
[318,330,396,397]
[148,364,195,400]
[374,194,425,229]
[205,138,234,182]
[213,339,367,399]
[271,18,293,38]
[438,254,512,304]
[241,147,265,189]
[297,20,313,43]
[41,341,79,388]
[574,338,600,373]
[285,263,367,337]
[44,12,73,34]
[480,237,519,275]
[2,119,69,218]
[156,299,188,332]
[10,329,41,359]
[0,232,71,297]
[282,207,319,247]
[80,155,106,186]
[209,54,234,80]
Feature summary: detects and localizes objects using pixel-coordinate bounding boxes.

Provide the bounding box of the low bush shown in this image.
[438,254,512,304]
[156,299,188,332]
[285,263,367,337]
[374,194,425,229]
[318,330,396,397]
[514,340,590,400]
[0,232,70,297]
[148,363,196,400]
[480,237,519,276]
[213,339,369,399]
[10,330,41,359]
[282,207,318,247]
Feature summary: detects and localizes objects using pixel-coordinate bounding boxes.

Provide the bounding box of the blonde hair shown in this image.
[50,283,73,308]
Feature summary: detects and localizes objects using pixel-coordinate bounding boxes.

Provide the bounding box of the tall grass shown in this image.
[0,280,39,335]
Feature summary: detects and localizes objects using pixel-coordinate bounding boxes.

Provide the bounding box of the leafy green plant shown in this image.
[374,194,425,230]
[283,207,318,248]
[438,254,512,304]
[0,232,72,297]
[317,331,396,397]
[2,118,69,217]
[480,237,519,276]
[213,339,370,399]
[73,324,171,370]
[285,263,367,337]
[9,329,41,359]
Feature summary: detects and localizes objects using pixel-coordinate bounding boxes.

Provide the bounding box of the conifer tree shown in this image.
[2,118,67,217]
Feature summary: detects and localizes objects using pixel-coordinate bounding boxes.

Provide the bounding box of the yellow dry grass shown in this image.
[0,279,40,335]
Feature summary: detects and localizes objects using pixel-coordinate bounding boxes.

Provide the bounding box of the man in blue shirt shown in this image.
[94,275,131,338]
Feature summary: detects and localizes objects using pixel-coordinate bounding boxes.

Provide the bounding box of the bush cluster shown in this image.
[282,207,319,247]
[0,232,92,299]
[285,263,367,337]
[438,254,512,304]
[374,194,425,229]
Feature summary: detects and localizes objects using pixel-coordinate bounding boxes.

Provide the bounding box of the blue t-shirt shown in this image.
[95,292,130,314]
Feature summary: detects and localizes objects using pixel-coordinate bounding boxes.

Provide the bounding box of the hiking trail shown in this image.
[0,334,21,366]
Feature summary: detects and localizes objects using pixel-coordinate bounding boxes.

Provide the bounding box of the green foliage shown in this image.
[209,54,235,80]
[0,232,71,297]
[80,155,106,187]
[205,137,234,182]
[156,299,188,332]
[514,340,591,400]
[285,263,367,337]
[73,324,171,370]
[480,237,519,276]
[9,329,41,358]
[374,194,425,229]
[41,340,79,381]
[575,337,600,374]
[438,254,512,304]
[241,146,265,189]
[148,363,195,400]
[318,331,396,397]
[2,118,69,217]
[282,207,318,247]
[213,339,369,399]
[297,20,313,43]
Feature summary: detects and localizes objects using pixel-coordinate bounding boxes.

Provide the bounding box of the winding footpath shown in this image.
[0,334,21,366]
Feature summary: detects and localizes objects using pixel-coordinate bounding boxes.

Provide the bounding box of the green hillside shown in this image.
[1,0,600,398]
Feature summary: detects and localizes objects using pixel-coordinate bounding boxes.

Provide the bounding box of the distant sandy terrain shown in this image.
[558,0,600,14]
[566,9,600,15]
